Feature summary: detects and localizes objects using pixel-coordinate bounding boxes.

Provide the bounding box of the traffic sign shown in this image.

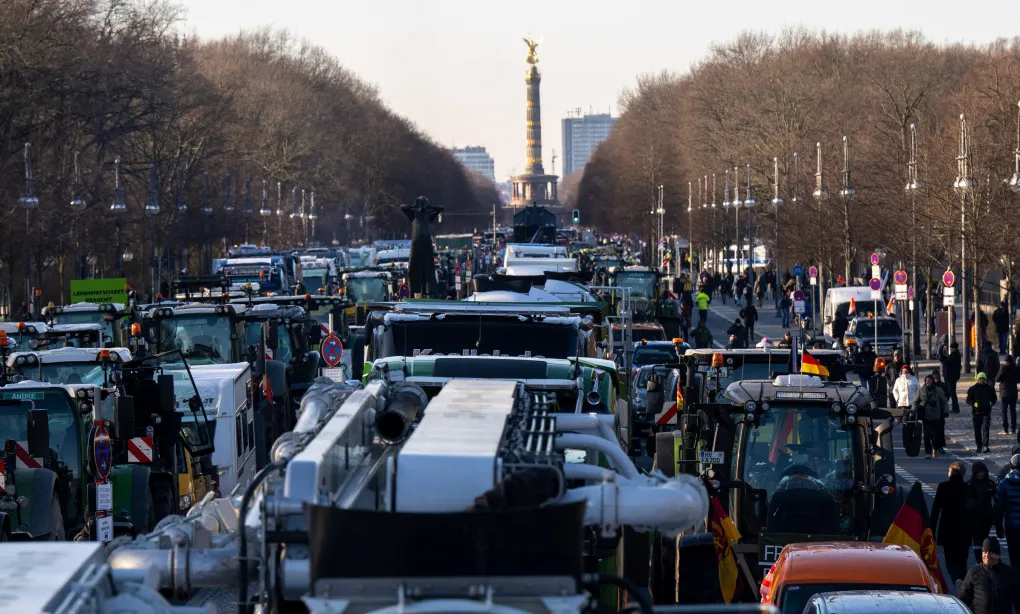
[870,253,880,266]
[908,286,915,300]
[792,264,804,276]
[90,424,112,482]
[894,269,908,285]
[321,333,344,368]
[794,300,806,314]
[942,270,955,287]
[869,277,882,291]
[793,290,805,301]
[808,266,818,278]
[809,277,817,286]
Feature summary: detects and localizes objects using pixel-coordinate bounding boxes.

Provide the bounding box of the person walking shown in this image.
[998,354,1020,435]
[995,454,1020,568]
[893,364,919,414]
[971,461,997,563]
[931,462,974,584]
[885,350,906,408]
[994,301,1010,354]
[741,302,758,345]
[940,340,963,413]
[932,370,951,454]
[958,538,1020,614]
[695,288,711,326]
[779,292,792,328]
[968,372,997,453]
[978,340,1001,384]
[915,374,948,459]
[691,321,713,349]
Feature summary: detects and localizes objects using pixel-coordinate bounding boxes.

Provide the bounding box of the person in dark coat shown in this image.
[932,370,951,453]
[971,461,997,562]
[958,537,1020,614]
[968,372,997,453]
[995,454,1020,568]
[931,462,974,583]
[740,303,758,344]
[978,341,1001,384]
[726,318,746,345]
[940,340,963,413]
[884,350,905,408]
[998,354,1020,435]
[994,302,1010,354]
[914,375,948,459]
[831,311,850,347]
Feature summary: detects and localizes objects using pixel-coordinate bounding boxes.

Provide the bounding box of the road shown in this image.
[704,295,1013,578]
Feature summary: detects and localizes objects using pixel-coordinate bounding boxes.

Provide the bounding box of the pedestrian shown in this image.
[971,461,997,563]
[893,364,919,413]
[978,341,1001,384]
[940,340,963,413]
[995,454,1020,568]
[885,350,906,408]
[776,331,793,349]
[958,537,1020,614]
[998,354,1020,436]
[779,292,792,328]
[741,302,758,345]
[695,288,711,326]
[932,369,950,453]
[691,321,713,349]
[994,301,1010,354]
[832,310,850,347]
[914,374,948,459]
[726,318,746,344]
[932,462,975,584]
[968,372,997,453]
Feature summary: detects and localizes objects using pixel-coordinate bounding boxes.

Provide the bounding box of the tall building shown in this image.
[562,112,616,176]
[451,146,495,180]
[509,37,560,212]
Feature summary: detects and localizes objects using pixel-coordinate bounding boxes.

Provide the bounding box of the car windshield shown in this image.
[739,405,857,534]
[836,299,882,319]
[156,315,234,365]
[612,272,657,298]
[244,322,293,363]
[51,312,116,342]
[855,320,902,337]
[0,389,81,476]
[39,330,102,349]
[346,277,388,303]
[632,346,677,365]
[15,363,107,386]
[383,319,579,360]
[781,583,931,614]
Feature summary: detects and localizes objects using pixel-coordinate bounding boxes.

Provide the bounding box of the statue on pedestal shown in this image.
[401,196,444,297]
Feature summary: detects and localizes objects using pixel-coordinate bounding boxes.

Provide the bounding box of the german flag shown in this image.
[768,412,799,463]
[883,481,948,593]
[710,496,741,603]
[848,297,857,314]
[801,350,830,377]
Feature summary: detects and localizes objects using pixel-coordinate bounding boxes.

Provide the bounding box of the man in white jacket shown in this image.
[893,364,920,410]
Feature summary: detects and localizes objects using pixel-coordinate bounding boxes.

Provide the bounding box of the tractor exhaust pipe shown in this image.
[376,383,428,444]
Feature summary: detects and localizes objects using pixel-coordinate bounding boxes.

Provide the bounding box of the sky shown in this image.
[176,0,1020,180]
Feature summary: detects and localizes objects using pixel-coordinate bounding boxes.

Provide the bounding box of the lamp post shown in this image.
[687,181,693,276]
[17,143,39,316]
[813,143,829,335]
[201,172,213,272]
[275,182,284,244]
[175,171,188,274]
[711,173,717,274]
[260,180,272,245]
[109,158,127,278]
[70,150,87,280]
[906,122,924,357]
[772,156,784,313]
[744,163,756,291]
[145,164,161,299]
[733,166,743,274]
[954,113,975,373]
[1007,102,1020,356]
[723,169,732,273]
[838,136,856,284]
[300,189,309,246]
[243,178,253,243]
[309,191,318,245]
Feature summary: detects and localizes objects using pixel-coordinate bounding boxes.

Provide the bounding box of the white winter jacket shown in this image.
[893,374,920,408]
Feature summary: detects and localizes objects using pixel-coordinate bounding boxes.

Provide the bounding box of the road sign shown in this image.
[809,277,817,286]
[96,515,113,544]
[908,286,915,300]
[943,294,956,306]
[321,334,344,368]
[95,482,113,512]
[943,286,955,296]
[894,269,908,285]
[870,253,880,266]
[90,424,111,482]
[871,265,881,279]
[792,264,804,276]
[894,285,908,301]
[869,277,882,291]
[943,270,955,287]
[793,290,805,301]
[794,300,806,314]
[808,266,818,278]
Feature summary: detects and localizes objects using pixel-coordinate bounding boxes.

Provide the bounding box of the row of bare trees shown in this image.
[0,0,498,307]
[575,30,1020,306]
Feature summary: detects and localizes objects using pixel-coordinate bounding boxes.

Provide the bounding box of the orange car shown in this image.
[760,542,940,614]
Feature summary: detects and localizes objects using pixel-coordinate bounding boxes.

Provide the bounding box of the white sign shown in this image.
[699,450,725,465]
[794,300,806,314]
[96,515,113,544]
[455,277,462,291]
[871,290,882,300]
[943,295,956,306]
[909,300,914,311]
[871,265,881,279]
[895,285,908,300]
[943,286,956,296]
[95,482,113,512]
[320,367,346,383]
[809,277,817,286]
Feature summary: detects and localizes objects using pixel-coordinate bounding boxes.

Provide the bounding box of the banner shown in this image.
[69,278,128,305]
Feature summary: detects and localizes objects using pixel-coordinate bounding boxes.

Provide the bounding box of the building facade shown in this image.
[562,112,615,177]
[451,146,495,180]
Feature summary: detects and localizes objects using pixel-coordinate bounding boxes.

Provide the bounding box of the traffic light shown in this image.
[571,209,580,224]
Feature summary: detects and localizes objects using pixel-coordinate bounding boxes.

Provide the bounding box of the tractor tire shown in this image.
[152,481,175,524]
[676,541,721,603]
[48,495,65,541]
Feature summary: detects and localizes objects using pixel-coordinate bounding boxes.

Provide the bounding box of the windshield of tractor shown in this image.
[854,319,902,338]
[126,353,215,456]
[156,315,235,365]
[39,330,102,350]
[346,277,388,303]
[739,405,856,534]
[50,312,117,343]
[0,390,81,476]
[244,322,294,363]
[15,363,106,386]
[383,318,579,360]
[611,272,657,298]
[302,269,329,290]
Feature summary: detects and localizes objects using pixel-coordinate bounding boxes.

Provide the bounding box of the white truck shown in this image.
[823,286,888,341]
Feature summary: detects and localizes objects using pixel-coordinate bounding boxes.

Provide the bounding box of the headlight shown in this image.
[76,389,86,399]
[14,356,25,366]
[706,380,718,391]
[178,494,193,509]
[760,402,770,412]
[26,354,37,365]
[726,357,734,365]
[845,404,857,414]
[831,402,842,414]
[846,416,856,424]
[745,413,755,422]
[745,401,757,412]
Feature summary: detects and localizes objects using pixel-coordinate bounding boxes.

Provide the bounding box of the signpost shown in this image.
[320,333,345,380]
[808,265,818,286]
[88,423,113,544]
[870,253,881,266]
[894,269,908,301]
[792,264,804,277]
[943,270,956,347]
[869,277,882,301]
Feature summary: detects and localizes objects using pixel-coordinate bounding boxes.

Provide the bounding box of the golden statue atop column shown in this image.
[523,37,539,65]
[509,36,560,212]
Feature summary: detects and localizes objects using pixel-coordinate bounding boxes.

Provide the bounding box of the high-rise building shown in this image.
[562,112,616,177]
[451,146,495,180]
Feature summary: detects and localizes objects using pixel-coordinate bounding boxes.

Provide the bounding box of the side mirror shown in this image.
[114,395,135,441]
[157,374,175,415]
[264,322,279,351]
[26,409,49,458]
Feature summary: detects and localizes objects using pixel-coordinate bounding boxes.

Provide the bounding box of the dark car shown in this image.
[630,340,680,378]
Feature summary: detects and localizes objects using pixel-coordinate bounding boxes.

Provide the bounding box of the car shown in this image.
[760,542,940,614]
[629,340,680,378]
[843,316,902,357]
[802,590,968,614]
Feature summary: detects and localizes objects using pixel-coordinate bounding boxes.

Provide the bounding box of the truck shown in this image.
[823,286,888,341]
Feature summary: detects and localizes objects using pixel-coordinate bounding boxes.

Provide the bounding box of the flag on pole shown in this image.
[886,296,895,314]
[848,297,857,315]
[710,496,742,603]
[801,350,830,377]
[883,482,948,593]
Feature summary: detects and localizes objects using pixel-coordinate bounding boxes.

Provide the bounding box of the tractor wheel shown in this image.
[49,495,65,541]
[152,481,175,524]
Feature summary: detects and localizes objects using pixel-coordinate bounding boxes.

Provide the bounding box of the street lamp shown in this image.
[837,136,855,283]
[906,122,923,357]
[954,113,974,373]
[260,180,272,245]
[71,150,87,280]
[18,142,39,315]
[243,178,253,243]
[733,166,743,273]
[146,164,161,299]
[201,172,213,272]
[309,191,318,245]
[223,173,234,213]
[110,158,127,278]
[175,172,188,213]
[687,181,693,276]
[772,156,783,312]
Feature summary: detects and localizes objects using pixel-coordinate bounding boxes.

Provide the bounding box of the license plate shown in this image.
[96,515,113,544]
[95,482,113,512]
[699,450,725,465]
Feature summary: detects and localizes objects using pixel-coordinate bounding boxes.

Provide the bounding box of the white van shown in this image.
[823,286,888,341]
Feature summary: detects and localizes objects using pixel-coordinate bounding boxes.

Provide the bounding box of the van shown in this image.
[803,590,968,614]
[761,542,939,614]
[823,287,888,341]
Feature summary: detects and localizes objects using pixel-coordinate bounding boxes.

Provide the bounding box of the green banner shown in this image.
[2,391,44,401]
[70,278,128,305]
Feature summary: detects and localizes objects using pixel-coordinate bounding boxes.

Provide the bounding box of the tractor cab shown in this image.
[0,321,49,352]
[705,375,897,581]
[235,303,320,401]
[42,302,126,347]
[339,268,395,325]
[142,303,247,366]
[37,323,106,350]
[7,347,132,386]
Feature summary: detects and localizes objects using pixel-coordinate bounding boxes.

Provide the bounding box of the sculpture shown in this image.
[401,196,444,297]
[523,37,539,65]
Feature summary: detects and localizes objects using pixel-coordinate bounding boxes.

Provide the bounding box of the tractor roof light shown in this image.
[711,353,724,367]
[26,354,38,365]
[0,331,6,346]
[831,402,843,414]
[745,401,758,412]
[846,404,857,414]
[14,356,25,366]
[130,323,142,337]
[99,350,111,361]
